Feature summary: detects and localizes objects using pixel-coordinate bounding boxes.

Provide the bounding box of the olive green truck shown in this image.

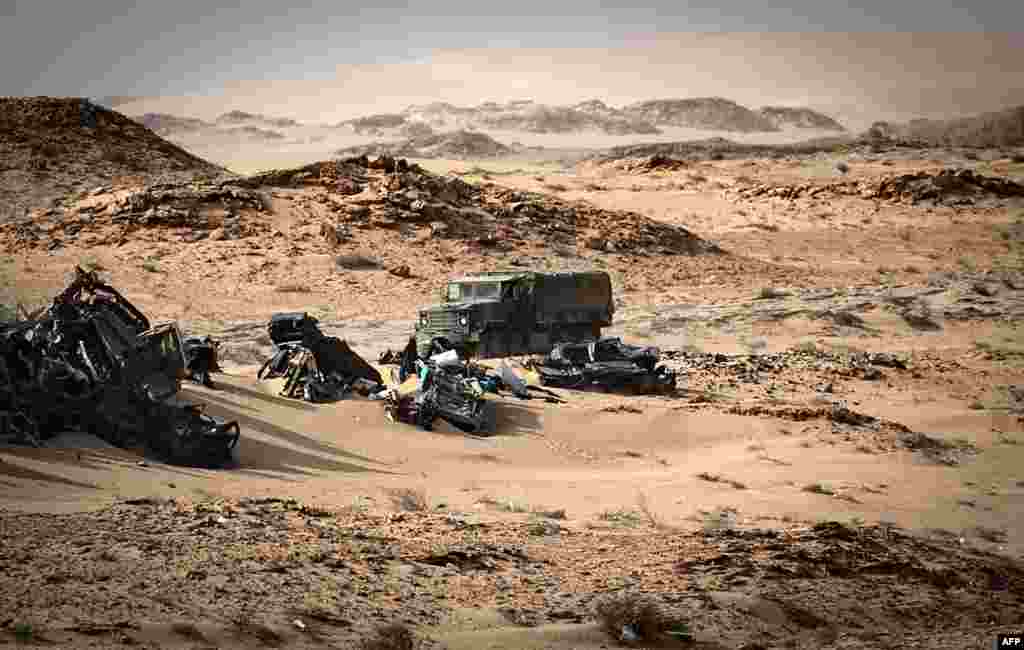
[414,270,615,359]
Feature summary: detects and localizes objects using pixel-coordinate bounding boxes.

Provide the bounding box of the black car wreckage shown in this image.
[531,337,677,394]
[257,312,385,402]
[377,336,569,435]
[0,267,240,467]
[379,337,497,434]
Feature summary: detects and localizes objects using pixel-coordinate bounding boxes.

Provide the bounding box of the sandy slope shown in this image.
[2,145,1023,648]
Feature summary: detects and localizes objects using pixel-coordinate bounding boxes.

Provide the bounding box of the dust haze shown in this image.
[2,21,1024,650]
[113,33,1024,128]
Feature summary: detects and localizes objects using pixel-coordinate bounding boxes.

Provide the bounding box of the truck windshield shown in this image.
[446,282,502,301]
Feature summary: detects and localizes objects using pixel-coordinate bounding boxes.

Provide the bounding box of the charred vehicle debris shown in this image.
[529,337,677,394]
[377,336,566,435]
[0,267,239,467]
[1,266,677,463]
[257,312,385,402]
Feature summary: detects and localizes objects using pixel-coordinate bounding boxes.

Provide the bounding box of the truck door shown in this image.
[509,280,535,352]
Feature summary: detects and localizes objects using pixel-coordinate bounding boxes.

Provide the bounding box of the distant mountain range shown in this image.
[336,130,515,159]
[111,97,1024,155]
[131,111,294,141]
[339,98,847,136]
[122,97,847,143]
[866,105,1024,148]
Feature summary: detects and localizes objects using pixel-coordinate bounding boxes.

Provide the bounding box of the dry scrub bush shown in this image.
[336,253,382,270]
[361,623,417,650]
[594,592,691,644]
[385,487,429,512]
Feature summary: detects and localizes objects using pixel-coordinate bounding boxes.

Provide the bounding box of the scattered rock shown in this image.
[388,264,412,279]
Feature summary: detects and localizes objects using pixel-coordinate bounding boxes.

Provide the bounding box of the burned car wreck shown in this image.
[0,267,240,467]
[182,334,222,388]
[378,336,567,435]
[532,337,677,394]
[380,337,497,434]
[257,312,385,402]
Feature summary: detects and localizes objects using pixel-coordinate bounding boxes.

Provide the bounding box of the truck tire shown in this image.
[552,324,590,345]
[478,399,498,436]
[478,332,504,359]
[480,328,522,359]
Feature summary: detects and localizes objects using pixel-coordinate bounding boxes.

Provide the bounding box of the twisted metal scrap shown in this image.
[0,266,240,466]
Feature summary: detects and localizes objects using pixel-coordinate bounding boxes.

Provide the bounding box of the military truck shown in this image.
[415,270,615,359]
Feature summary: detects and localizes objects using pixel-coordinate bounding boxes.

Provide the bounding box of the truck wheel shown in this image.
[478,400,498,436]
[555,325,588,343]
[479,332,506,359]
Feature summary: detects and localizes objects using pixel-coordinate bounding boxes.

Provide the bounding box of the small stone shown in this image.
[397,564,416,580]
[862,368,884,381]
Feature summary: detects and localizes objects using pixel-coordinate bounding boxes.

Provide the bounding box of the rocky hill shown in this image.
[757,106,846,131]
[0,97,227,216]
[622,97,779,132]
[2,154,720,259]
[135,112,209,137]
[214,110,298,128]
[337,98,845,138]
[342,101,659,136]
[223,125,287,141]
[119,97,846,146]
[595,136,855,162]
[866,105,1024,148]
[336,130,514,159]
[134,112,288,140]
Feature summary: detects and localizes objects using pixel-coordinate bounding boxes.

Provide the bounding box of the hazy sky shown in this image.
[2,2,1022,126]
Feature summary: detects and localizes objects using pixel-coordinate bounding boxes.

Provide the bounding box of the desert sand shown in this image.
[1,98,1023,649]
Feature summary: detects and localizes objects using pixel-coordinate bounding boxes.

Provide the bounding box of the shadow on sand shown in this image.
[8,445,215,481]
[0,455,99,490]
[492,400,545,437]
[203,380,320,412]
[234,434,394,476]
[185,388,262,414]
[191,398,395,477]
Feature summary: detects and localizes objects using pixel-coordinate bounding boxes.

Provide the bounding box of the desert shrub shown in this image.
[757,286,789,299]
[37,141,64,158]
[361,623,416,650]
[702,506,739,531]
[597,508,643,527]
[803,481,835,495]
[385,487,429,512]
[13,623,34,642]
[794,341,819,354]
[101,149,130,165]
[335,253,381,270]
[594,592,691,643]
[275,283,312,293]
